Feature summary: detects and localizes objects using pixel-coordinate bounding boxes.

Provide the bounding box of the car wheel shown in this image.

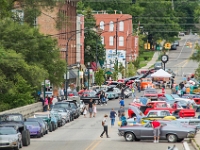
[22,130,29,146]
[62,118,66,126]
[46,129,48,134]
[37,133,42,138]
[49,123,53,132]
[125,132,135,142]
[52,122,56,131]
[167,134,177,143]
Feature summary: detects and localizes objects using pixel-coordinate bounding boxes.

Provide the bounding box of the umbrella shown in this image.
[105,71,112,75]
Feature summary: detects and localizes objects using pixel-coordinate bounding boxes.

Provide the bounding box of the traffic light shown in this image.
[147,43,150,50]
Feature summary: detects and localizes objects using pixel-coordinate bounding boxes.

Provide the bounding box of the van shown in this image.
[154,62,163,70]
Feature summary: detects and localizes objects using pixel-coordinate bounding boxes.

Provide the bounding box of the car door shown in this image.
[140,123,154,139]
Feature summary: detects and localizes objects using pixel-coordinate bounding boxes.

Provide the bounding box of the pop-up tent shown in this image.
[151,69,172,78]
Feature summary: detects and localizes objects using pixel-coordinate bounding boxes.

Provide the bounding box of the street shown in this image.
[21,95,195,150]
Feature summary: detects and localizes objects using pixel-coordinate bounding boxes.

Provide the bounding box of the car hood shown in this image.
[0,134,18,142]
[128,105,144,117]
[26,125,40,131]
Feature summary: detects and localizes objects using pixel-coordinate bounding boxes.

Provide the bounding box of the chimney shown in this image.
[120,11,122,14]
[114,10,117,14]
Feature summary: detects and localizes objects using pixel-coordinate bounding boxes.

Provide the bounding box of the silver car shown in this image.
[118,121,196,143]
[51,107,71,123]
[0,126,22,150]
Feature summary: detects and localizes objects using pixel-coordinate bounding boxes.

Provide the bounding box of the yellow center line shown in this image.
[90,140,102,150]
[85,140,100,150]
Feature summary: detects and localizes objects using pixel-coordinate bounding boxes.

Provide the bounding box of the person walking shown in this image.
[88,99,94,118]
[100,114,110,138]
[136,112,144,124]
[49,95,54,110]
[131,87,135,99]
[110,108,117,127]
[93,103,97,117]
[120,113,127,127]
[151,119,161,143]
[119,97,125,107]
[118,106,125,121]
[83,106,87,118]
[121,87,125,98]
[44,96,48,112]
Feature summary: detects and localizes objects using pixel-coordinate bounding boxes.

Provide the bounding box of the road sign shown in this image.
[164,43,171,49]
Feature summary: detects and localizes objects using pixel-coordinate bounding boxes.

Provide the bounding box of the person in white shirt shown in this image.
[100,114,110,138]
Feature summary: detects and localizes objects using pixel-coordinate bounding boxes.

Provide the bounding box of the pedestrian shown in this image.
[47,95,50,110]
[118,106,125,121]
[137,82,141,93]
[93,103,97,117]
[110,108,117,127]
[83,106,87,118]
[49,95,54,110]
[131,87,135,99]
[161,86,165,94]
[100,91,106,106]
[182,86,186,95]
[151,119,161,143]
[186,103,190,109]
[172,101,178,109]
[136,112,144,124]
[175,85,179,94]
[88,99,94,118]
[44,96,48,112]
[119,97,125,107]
[100,114,110,138]
[120,113,127,127]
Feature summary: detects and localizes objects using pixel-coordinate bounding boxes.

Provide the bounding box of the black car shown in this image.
[26,118,48,135]
[63,100,80,119]
[80,90,101,104]
[54,102,75,121]
[0,113,31,146]
[171,44,177,50]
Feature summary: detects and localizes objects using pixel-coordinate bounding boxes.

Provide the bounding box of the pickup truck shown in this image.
[128,101,195,118]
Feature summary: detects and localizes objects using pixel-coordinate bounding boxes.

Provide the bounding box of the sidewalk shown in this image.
[138,40,165,71]
[192,133,200,150]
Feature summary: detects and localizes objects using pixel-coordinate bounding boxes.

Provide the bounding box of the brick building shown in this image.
[94,11,139,68]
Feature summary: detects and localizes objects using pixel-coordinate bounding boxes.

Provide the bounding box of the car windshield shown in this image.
[70,103,77,109]
[54,103,69,109]
[110,82,118,85]
[0,127,17,135]
[144,90,157,94]
[34,114,49,118]
[52,108,65,112]
[25,122,40,126]
[83,91,96,96]
[0,115,23,122]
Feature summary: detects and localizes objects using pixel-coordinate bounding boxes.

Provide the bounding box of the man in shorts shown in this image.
[151,119,161,143]
[88,99,94,118]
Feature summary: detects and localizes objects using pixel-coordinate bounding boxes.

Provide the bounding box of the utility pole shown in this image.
[115,18,118,71]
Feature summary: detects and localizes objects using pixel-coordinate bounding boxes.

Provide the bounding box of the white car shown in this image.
[179,32,185,36]
[0,126,22,150]
[176,118,200,130]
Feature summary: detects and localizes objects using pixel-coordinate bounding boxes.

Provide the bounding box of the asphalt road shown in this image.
[21,35,199,150]
[166,35,199,83]
[21,94,195,150]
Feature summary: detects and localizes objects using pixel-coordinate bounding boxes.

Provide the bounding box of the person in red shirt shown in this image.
[49,95,54,110]
[151,119,161,143]
[172,101,178,109]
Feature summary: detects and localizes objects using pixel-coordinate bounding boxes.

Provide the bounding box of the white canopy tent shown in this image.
[151,69,172,78]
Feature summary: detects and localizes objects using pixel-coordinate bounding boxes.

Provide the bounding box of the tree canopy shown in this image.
[0,19,65,111]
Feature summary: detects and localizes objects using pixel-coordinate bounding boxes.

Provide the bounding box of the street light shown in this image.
[77,63,80,91]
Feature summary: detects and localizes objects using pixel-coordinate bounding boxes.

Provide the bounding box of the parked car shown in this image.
[113,88,121,98]
[118,121,196,142]
[154,62,163,70]
[26,118,48,135]
[51,107,70,124]
[0,126,23,149]
[165,69,176,77]
[143,88,158,100]
[0,113,30,146]
[173,41,179,46]
[54,101,75,121]
[124,87,132,98]
[80,90,102,104]
[64,100,80,119]
[171,44,177,50]
[179,32,185,36]
[24,121,43,138]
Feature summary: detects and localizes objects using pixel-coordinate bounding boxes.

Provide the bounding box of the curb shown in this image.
[191,139,200,150]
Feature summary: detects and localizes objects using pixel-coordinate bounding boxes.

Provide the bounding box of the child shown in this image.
[83,106,87,118]
[93,103,97,117]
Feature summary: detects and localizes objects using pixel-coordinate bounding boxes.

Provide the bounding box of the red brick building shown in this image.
[94,11,139,68]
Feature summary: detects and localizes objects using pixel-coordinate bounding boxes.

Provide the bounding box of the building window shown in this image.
[109,21,114,31]
[119,21,124,31]
[100,21,104,30]
[109,36,114,46]
[101,36,104,45]
[119,36,124,46]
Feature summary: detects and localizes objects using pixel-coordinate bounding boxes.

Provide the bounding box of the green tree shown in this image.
[77,5,105,64]
[111,63,118,80]
[118,63,125,78]
[127,63,136,77]
[95,69,105,86]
